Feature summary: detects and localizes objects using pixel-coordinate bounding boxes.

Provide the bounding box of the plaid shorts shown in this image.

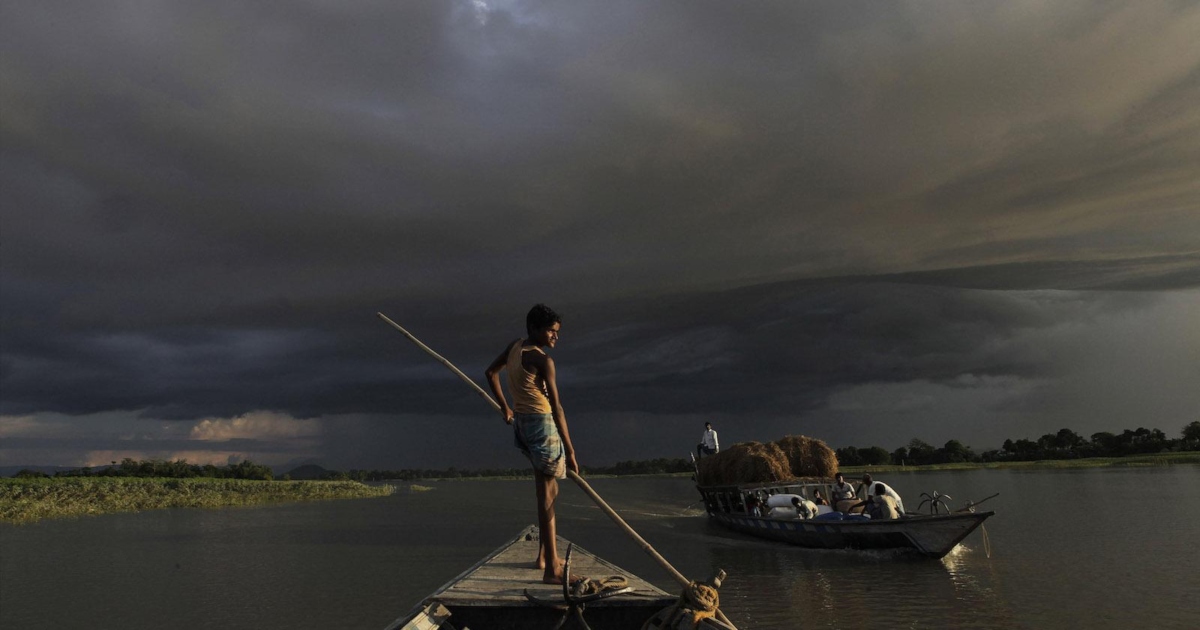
[513,413,566,479]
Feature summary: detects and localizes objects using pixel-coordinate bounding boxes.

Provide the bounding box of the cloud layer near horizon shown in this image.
[2,1,1198,468]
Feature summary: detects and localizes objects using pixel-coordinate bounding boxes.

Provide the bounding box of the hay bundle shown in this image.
[696,441,791,486]
[774,435,838,479]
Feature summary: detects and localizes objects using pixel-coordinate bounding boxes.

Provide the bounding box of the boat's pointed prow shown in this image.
[386,526,680,630]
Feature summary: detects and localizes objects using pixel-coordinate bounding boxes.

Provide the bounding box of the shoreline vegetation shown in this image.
[837,451,1200,473]
[0,477,395,524]
[385,451,1200,481]
[5,421,1195,523]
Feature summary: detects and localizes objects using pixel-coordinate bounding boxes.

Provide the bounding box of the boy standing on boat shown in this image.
[485,304,579,585]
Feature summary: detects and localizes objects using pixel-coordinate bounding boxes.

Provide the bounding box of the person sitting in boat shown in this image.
[696,422,719,459]
[857,474,906,514]
[791,496,819,520]
[866,484,901,520]
[812,489,829,506]
[832,473,860,513]
[831,473,855,501]
[764,493,809,519]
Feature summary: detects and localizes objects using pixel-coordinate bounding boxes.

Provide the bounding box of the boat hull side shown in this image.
[710,511,992,559]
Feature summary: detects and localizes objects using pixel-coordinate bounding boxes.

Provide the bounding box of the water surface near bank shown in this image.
[2,467,1196,629]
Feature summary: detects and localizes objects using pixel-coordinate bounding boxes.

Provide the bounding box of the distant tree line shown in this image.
[838,421,1200,466]
[16,422,1197,480]
[350,457,695,481]
[15,458,275,480]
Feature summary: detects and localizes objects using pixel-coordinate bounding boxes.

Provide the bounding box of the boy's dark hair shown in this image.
[526,304,562,335]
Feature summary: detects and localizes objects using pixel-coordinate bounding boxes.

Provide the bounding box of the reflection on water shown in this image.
[2,467,1198,629]
[700,537,1017,629]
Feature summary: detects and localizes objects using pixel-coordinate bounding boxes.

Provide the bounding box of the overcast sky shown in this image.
[2,1,1198,472]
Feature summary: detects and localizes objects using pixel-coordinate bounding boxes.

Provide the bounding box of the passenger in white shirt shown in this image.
[830,472,856,502]
[791,496,819,520]
[867,486,901,520]
[858,473,905,514]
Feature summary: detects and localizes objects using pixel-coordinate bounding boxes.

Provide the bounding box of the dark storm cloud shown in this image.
[2,266,1179,422]
[554,277,1150,416]
[2,1,1199,465]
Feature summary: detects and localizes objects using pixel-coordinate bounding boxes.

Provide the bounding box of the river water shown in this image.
[2,467,1197,629]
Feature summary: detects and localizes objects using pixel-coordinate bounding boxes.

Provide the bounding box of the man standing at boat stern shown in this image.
[697,422,720,459]
[485,304,579,585]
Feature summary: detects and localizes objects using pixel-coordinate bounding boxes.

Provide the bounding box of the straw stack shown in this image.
[695,441,790,486]
[695,435,839,486]
[774,435,838,479]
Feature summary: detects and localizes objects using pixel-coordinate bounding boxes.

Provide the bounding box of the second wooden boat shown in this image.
[698,479,994,559]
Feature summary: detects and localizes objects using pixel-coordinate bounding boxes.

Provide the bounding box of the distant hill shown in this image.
[281,464,331,480]
[1,465,78,478]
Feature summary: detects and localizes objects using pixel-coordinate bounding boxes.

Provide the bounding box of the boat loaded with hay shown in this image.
[695,436,995,559]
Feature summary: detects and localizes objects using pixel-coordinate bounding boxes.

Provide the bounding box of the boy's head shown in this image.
[526,304,562,345]
[705,422,712,430]
[835,472,844,483]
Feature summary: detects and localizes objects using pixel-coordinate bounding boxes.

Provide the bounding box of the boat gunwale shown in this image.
[385,526,536,630]
[385,525,677,630]
[697,478,994,522]
[711,508,996,526]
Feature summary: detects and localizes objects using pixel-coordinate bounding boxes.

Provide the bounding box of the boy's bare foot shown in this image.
[535,557,563,571]
[542,571,587,586]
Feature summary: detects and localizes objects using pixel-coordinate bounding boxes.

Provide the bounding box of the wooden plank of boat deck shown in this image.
[437,533,670,607]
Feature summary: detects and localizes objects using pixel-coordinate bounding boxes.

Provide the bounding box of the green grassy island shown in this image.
[0,477,395,524]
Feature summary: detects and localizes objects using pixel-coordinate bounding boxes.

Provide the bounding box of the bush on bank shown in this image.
[0,477,395,524]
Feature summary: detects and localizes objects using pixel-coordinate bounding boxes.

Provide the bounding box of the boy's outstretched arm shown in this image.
[485,343,515,424]
[541,355,579,474]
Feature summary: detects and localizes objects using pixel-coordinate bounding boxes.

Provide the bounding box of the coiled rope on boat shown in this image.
[641,580,732,630]
[569,575,628,599]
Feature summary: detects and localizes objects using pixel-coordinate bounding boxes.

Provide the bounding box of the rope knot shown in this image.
[644,579,730,629]
[683,581,720,613]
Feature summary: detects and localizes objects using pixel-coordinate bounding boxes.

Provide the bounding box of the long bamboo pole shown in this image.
[376,312,733,625]
[376,313,501,412]
[564,469,689,586]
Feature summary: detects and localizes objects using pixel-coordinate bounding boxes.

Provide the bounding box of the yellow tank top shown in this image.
[506,339,552,414]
